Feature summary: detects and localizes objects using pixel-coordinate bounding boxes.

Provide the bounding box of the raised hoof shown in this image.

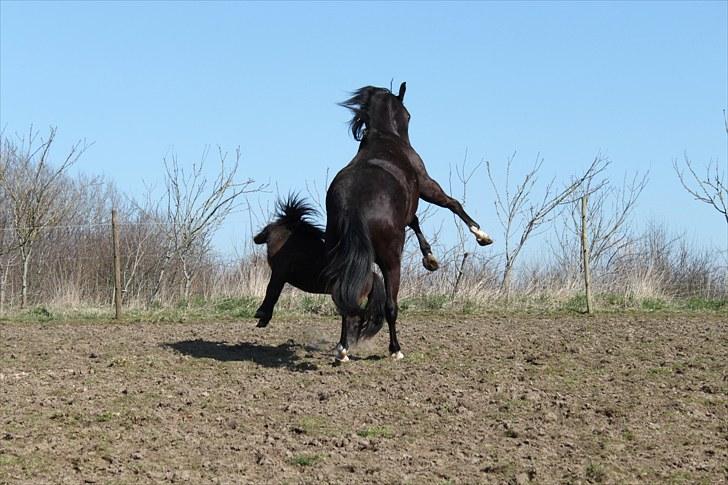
[391,351,404,360]
[470,225,494,246]
[422,253,440,272]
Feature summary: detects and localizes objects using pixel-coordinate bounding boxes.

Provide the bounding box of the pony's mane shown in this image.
[273,194,324,238]
[339,86,392,141]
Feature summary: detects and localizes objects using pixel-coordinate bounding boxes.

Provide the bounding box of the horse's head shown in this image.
[254,221,291,260]
[252,225,272,245]
[340,82,411,143]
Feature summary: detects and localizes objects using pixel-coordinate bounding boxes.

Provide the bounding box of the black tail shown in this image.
[324,211,378,344]
[360,272,385,340]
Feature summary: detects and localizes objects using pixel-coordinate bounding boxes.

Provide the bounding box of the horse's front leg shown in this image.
[419,177,493,246]
[254,273,286,327]
[408,216,439,271]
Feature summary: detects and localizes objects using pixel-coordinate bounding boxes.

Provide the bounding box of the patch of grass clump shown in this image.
[290,453,324,467]
[399,294,451,313]
[29,306,54,322]
[95,411,114,423]
[357,425,393,439]
[298,295,334,315]
[585,462,606,482]
[296,416,328,435]
[562,294,587,313]
[640,297,667,311]
[213,297,257,318]
[683,297,727,312]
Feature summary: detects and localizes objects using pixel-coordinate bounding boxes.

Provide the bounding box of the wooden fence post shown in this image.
[580,195,593,314]
[111,209,122,320]
[451,252,470,299]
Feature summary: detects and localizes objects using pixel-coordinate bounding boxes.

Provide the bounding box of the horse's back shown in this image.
[327,159,417,230]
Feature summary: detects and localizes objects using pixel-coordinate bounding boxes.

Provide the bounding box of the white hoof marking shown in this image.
[391,351,404,360]
[470,225,493,244]
[335,344,349,362]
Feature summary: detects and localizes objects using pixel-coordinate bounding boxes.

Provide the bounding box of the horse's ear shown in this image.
[397,82,407,101]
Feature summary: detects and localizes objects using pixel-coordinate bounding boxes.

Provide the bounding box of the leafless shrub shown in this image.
[150,147,265,303]
[0,127,88,307]
[552,170,649,282]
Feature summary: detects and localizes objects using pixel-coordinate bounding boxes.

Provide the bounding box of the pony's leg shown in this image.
[419,177,494,246]
[408,216,438,271]
[254,273,285,327]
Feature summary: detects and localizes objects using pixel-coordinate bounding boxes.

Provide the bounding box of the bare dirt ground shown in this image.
[1,313,726,484]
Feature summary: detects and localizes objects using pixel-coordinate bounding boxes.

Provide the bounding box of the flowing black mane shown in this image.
[338,86,393,141]
[273,194,324,239]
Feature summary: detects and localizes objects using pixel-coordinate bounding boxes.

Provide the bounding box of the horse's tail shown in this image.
[360,271,386,340]
[324,211,376,343]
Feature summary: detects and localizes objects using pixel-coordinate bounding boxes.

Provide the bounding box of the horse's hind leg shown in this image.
[335,314,360,362]
[335,317,350,362]
[335,275,373,362]
[381,263,403,360]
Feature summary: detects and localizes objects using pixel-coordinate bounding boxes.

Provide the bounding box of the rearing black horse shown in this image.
[325,82,493,362]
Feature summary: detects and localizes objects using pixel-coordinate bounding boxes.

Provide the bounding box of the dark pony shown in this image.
[253,195,438,339]
[325,83,493,362]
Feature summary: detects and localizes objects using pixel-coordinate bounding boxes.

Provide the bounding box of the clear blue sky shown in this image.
[1,1,726,258]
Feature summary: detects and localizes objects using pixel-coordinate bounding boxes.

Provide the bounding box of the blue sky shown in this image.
[1,1,726,258]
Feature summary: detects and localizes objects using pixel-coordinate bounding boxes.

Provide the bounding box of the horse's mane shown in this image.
[339,86,392,141]
[273,194,324,239]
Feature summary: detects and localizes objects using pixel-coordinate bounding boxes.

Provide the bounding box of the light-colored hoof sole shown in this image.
[334,354,350,363]
[423,254,440,272]
[391,351,404,360]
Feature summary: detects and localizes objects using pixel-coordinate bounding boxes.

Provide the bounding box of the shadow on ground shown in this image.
[163,339,319,371]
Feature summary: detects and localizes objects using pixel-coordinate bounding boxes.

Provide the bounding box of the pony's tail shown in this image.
[360,272,386,340]
[324,212,375,343]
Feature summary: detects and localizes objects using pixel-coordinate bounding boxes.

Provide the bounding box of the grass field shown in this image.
[1,312,726,484]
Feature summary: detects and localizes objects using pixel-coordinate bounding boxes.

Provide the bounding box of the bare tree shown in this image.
[673,156,727,226]
[0,127,87,307]
[673,113,728,292]
[446,152,480,298]
[150,146,264,303]
[553,170,649,275]
[486,153,609,298]
[0,179,17,312]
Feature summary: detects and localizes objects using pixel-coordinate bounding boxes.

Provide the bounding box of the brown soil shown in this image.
[1,314,726,484]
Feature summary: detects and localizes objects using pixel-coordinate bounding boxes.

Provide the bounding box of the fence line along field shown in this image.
[1,313,726,484]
